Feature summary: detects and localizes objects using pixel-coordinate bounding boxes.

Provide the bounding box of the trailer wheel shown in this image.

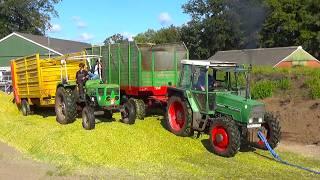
[129,98,145,120]
[254,112,281,150]
[21,99,30,116]
[209,116,240,157]
[82,106,95,130]
[166,96,192,137]
[121,101,136,124]
[55,87,77,124]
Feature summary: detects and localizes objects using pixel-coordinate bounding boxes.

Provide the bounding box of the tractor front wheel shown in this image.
[255,112,281,150]
[209,117,240,157]
[55,87,77,124]
[121,101,136,124]
[166,96,192,137]
[82,106,95,130]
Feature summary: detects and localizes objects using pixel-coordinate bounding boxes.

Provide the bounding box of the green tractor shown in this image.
[54,55,136,130]
[166,60,281,157]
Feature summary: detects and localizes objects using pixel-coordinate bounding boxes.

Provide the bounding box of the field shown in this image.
[0,92,319,179]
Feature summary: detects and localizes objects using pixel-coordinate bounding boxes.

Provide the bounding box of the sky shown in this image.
[47,0,190,45]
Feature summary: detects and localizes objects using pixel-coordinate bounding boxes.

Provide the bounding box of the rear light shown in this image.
[98,88,104,96]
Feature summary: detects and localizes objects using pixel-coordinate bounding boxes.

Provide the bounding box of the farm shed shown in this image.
[0,32,90,67]
[209,46,320,68]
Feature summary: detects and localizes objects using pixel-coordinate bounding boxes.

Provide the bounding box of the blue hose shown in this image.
[257,131,320,175]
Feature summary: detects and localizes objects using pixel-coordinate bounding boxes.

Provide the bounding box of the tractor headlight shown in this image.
[106,96,111,102]
[258,117,263,123]
[249,118,253,124]
[115,96,119,100]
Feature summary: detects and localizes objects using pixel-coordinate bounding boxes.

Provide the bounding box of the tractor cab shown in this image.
[177,59,259,117]
[166,59,281,157]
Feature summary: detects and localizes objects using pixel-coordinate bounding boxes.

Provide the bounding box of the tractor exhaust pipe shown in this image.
[245,64,252,99]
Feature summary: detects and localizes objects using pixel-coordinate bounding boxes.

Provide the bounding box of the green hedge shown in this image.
[251,80,275,99]
[250,66,319,99]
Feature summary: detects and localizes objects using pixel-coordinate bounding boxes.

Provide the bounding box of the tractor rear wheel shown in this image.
[166,96,192,137]
[209,117,240,157]
[21,99,30,116]
[121,101,136,124]
[82,106,95,130]
[129,98,146,120]
[55,87,77,124]
[255,112,281,150]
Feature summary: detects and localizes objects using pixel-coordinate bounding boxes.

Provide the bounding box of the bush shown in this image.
[275,78,291,90]
[251,80,275,99]
[306,77,320,99]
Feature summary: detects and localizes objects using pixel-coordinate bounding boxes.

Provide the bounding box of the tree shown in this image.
[134,26,181,44]
[260,0,320,58]
[181,0,246,59]
[104,33,128,44]
[134,29,156,43]
[152,25,181,44]
[0,0,61,38]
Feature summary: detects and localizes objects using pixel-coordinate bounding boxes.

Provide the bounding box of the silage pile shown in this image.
[0,92,19,115]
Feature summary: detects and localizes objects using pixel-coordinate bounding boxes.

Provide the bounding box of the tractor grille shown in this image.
[106,88,119,95]
[250,105,265,119]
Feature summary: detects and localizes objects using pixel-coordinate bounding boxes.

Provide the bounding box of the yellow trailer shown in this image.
[11,52,86,115]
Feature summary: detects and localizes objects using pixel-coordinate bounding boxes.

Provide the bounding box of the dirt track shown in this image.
[0,141,84,179]
[263,97,320,145]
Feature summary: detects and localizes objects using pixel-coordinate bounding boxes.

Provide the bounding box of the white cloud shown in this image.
[49,24,62,33]
[71,16,81,21]
[76,21,87,28]
[122,32,134,41]
[158,12,172,26]
[78,33,94,42]
[71,16,87,29]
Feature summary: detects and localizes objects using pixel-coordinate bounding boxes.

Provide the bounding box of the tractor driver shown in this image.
[76,63,89,100]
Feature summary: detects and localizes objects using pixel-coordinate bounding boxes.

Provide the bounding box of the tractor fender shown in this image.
[167,87,186,98]
[56,82,77,90]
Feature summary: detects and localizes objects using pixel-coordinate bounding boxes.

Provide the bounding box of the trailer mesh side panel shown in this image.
[86,42,188,94]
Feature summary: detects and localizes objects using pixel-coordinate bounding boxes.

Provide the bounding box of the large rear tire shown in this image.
[82,106,95,130]
[21,99,30,116]
[209,117,240,157]
[121,101,136,124]
[55,87,77,124]
[255,112,281,150]
[166,96,192,137]
[129,98,146,120]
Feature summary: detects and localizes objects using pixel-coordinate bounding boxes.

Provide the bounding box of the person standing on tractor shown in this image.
[76,63,89,100]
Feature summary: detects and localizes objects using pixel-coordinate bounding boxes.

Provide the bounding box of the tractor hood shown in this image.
[215,92,265,124]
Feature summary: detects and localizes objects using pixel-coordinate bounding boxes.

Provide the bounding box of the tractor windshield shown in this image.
[208,66,251,98]
[179,63,251,98]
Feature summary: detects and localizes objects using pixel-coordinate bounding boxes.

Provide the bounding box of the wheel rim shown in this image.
[21,103,27,115]
[121,105,129,121]
[83,110,88,126]
[257,123,270,145]
[168,101,185,132]
[211,125,229,151]
[57,95,66,118]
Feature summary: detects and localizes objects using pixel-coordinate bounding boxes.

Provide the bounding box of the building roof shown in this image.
[0,32,90,55]
[209,46,300,66]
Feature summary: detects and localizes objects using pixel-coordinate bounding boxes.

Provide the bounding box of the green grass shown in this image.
[0,92,319,179]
